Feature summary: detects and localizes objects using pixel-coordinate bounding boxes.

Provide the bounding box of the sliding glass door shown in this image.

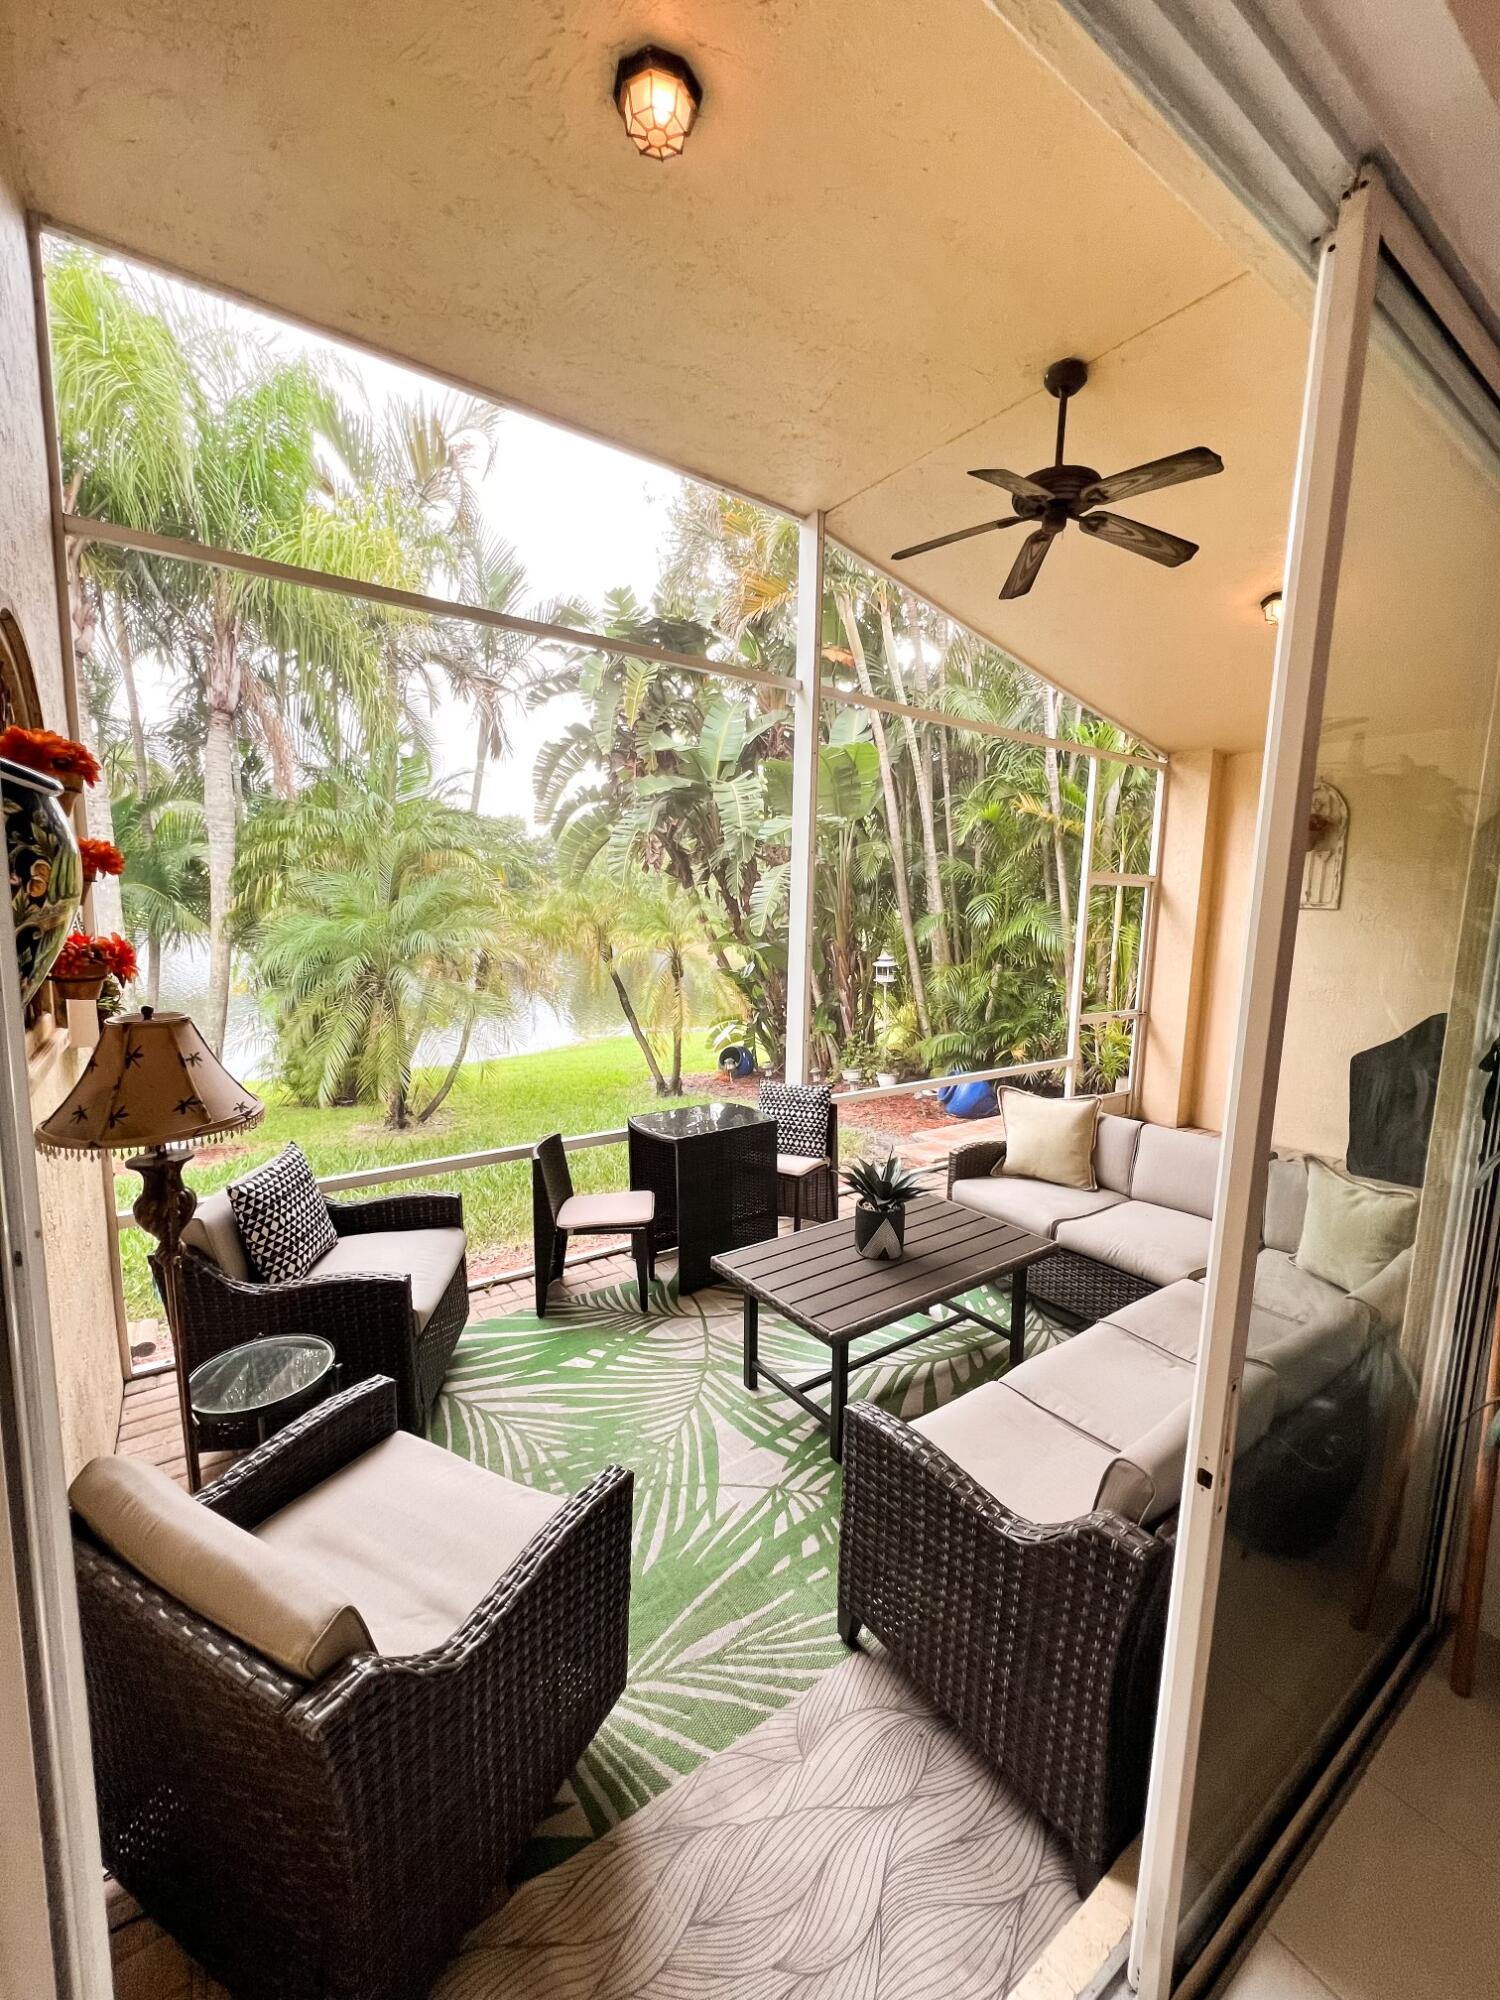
[1133,170,1500,1996]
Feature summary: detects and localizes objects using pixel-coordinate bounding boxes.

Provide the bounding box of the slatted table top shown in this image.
[711,1194,1054,1344]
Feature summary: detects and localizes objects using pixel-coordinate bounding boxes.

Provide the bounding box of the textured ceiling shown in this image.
[2,1,1494,752]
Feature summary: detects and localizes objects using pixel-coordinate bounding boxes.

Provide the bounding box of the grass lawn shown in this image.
[118,1031,737,1318]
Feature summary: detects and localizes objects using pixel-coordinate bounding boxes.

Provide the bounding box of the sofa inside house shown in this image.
[837,1102,1418,1890]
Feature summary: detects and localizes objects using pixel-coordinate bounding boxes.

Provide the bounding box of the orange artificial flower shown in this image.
[79,838,126,884]
[52,931,138,984]
[0,726,101,787]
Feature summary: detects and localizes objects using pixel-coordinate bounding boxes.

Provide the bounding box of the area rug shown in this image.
[431,1646,1080,2000]
[430,1271,1064,1874]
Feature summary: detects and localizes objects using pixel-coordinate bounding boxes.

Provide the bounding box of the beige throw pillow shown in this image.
[71,1455,373,1680]
[1295,1158,1419,1295]
[995,1090,1099,1191]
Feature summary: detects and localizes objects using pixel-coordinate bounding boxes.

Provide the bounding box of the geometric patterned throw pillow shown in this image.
[225,1143,337,1285]
[758,1082,832,1161]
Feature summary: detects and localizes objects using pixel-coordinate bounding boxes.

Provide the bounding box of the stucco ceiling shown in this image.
[1,1,1494,753]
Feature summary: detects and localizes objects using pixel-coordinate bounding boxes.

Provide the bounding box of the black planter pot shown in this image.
[1,756,82,1005]
[853,1201,905,1262]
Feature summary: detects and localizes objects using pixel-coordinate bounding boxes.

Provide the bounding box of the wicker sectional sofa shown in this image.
[838,1114,1411,1891]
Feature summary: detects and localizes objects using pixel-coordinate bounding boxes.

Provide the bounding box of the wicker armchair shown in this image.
[74,1377,633,2000]
[838,1399,1171,1893]
[946,1137,1155,1322]
[178,1189,468,1433]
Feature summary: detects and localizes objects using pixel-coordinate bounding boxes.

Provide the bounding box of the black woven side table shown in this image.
[628,1102,777,1293]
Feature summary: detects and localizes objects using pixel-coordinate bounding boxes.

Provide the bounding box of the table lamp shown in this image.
[36,1007,264,1486]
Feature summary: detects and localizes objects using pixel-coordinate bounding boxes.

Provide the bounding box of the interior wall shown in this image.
[0,160,122,1478]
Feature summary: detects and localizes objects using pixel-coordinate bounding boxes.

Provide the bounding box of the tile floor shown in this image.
[1221,1631,1500,2000]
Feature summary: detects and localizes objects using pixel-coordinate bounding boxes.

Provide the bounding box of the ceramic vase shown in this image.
[854,1201,905,1262]
[1,755,82,1005]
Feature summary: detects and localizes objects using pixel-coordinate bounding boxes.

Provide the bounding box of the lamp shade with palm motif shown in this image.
[35,1009,263,1157]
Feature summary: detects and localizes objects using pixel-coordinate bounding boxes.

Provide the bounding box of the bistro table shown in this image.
[712,1195,1055,1459]
[628,1101,777,1293]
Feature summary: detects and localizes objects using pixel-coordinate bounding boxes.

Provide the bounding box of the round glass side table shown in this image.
[188,1334,339,1453]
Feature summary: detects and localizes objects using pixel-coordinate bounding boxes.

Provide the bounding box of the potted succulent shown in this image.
[843,1149,923,1262]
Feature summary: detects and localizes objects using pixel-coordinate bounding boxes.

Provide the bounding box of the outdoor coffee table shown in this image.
[712,1194,1055,1460]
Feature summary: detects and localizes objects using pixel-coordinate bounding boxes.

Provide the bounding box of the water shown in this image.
[153,940,631,1083]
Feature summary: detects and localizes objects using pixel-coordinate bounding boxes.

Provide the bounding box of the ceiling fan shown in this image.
[892,357,1224,600]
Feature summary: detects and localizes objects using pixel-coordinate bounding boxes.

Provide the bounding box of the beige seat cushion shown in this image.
[1296,1159,1419,1293]
[70,1455,372,1680]
[1094,1114,1144,1195]
[998,1090,1098,1191]
[1054,1199,1214,1285]
[555,1190,655,1229]
[950,1174,1122,1238]
[776,1153,827,1178]
[1263,1155,1310,1255]
[181,1188,253,1283]
[1247,1249,1368,1407]
[256,1431,564,1656]
[1128,1125,1221,1220]
[308,1226,467,1326]
[913,1379,1151,1525]
[1099,1278,1207,1362]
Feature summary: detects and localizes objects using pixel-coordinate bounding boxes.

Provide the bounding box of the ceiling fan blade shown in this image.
[1079,511,1198,567]
[968,467,1052,500]
[998,527,1057,600]
[891,516,1023,561]
[1080,447,1223,508]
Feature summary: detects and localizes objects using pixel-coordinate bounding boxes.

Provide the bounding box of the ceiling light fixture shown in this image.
[1261,591,1283,624]
[615,46,702,161]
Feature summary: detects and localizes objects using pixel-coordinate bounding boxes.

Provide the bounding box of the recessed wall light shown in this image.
[615,46,702,161]
[1261,591,1283,624]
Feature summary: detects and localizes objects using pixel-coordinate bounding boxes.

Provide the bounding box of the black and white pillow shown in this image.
[759,1083,832,1161]
[227,1144,337,1285]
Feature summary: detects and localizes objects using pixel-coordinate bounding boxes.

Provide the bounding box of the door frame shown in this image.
[1130,160,1500,1997]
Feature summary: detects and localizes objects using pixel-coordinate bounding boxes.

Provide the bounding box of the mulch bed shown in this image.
[691,1072,961,1140]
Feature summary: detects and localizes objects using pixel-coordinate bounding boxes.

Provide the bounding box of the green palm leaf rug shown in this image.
[430,1271,1065,1878]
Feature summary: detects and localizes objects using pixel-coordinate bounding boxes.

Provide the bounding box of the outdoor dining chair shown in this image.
[532,1132,656,1315]
[758,1082,839,1229]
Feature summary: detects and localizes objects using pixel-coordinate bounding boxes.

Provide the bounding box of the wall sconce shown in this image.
[1261,591,1283,625]
[615,47,702,160]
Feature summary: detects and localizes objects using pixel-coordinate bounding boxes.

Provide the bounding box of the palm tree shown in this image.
[627,882,736,1095]
[238,752,540,1126]
[534,880,671,1095]
[109,775,209,1006]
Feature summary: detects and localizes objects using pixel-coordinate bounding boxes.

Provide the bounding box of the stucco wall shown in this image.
[1189,730,1483,1159]
[0,158,123,1478]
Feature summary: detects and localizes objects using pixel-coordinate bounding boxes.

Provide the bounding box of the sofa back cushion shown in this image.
[1296,1158,1419,1293]
[1094,1114,1143,1195]
[181,1189,253,1283]
[71,1454,373,1680]
[999,1090,1098,1191]
[1130,1124,1221,1219]
[228,1144,338,1284]
[1263,1155,1309,1254]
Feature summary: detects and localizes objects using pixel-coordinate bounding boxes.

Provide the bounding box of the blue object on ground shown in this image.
[718,1044,757,1078]
[936,1076,998,1119]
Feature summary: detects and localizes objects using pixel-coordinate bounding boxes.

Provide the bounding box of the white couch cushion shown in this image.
[1296,1159,1419,1293]
[309,1227,466,1328]
[949,1175,1123,1238]
[256,1431,563,1656]
[71,1455,372,1680]
[1129,1125,1221,1220]
[1055,1200,1213,1285]
[999,1089,1098,1189]
[1095,1114,1144,1195]
[1009,1322,1278,1523]
[181,1189,253,1283]
[1100,1278,1208,1363]
[1263,1155,1309,1255]
[912,1379,1152,1524]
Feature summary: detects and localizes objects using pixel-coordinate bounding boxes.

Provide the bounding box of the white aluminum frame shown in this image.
[1129,162,1500,1997]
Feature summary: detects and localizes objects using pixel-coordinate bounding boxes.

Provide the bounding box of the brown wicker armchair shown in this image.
[74,1377,633,2000]
[758,1082,839,1229]
[838,1399,1171,1893]
[178,1188,468,1433]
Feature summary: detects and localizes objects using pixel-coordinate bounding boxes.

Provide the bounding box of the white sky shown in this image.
[97,251,698,829]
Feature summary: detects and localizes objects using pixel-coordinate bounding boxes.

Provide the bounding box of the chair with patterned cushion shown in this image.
[758,1082,838,1230]
[532,1132,655,1316]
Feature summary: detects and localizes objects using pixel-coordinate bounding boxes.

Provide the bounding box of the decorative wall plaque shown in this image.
[1301,777,1348,911]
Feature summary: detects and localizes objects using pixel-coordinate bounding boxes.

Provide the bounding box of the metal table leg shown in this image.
[830,1344,849,1462]
[743,1295,758,1390]
[1010,1262,1028,1370]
